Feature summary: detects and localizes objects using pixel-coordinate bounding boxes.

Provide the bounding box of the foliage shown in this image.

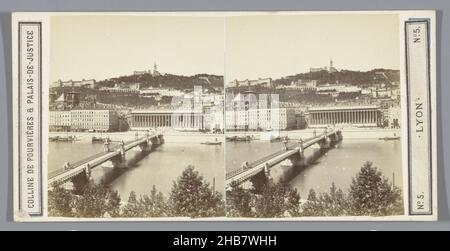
[96,73,224,91]
[72,181,122,218]
[226,180,301,218]
[138,186,169,217]
[48,185,75,217]
[49,182,121,218]
[48,166,224,218]
[169,166,224,218]
[301,183,348,216]
[272,69,400,87]
[348,162,403,216]
[122,186,169,218]
[301,162,403,217]
[226,183,254,217]
[254,181,301,218]
[122,191,141,218]
[227,161,403,218]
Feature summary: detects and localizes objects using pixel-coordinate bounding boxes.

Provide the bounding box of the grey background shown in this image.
[0,0,449,231]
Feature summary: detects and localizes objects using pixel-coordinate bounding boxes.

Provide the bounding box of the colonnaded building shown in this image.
[306,105,383,127]
[130,109,224,132]
[49,109,119,132]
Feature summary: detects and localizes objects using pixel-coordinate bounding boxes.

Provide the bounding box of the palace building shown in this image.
[130,110,205,130]
[306,105,382,127]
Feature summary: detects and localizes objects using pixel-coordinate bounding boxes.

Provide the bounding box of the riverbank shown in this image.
[225,127,401,140]
[48,131,225,143]
[48,127,400,144]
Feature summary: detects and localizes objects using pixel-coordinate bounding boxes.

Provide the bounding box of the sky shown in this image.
[225,14,400,81]
[50,14,399,83]
[50,15,225,82]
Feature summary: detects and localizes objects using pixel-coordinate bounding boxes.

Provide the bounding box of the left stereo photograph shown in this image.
[12,12,437,221]
[13,13,226,221]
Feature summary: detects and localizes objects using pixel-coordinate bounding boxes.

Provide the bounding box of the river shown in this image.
[49,136,402,201]
[225,138,403,199]
[48,142,224,201]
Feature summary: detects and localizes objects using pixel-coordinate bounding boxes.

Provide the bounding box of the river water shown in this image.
[226,139,403,199]
[49,137,402,201]
[48,142,224,201]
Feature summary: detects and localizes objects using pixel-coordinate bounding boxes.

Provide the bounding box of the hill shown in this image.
[96,73,224,93]
[273,69,400,87]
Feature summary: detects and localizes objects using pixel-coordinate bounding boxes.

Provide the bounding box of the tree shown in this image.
[122,191,142,217]
[48,185,74,217]
[138,186,169,217]
[249,171,269,194]
[285,185,302,217]
[169,166,224,218]
[301,162,403,217]
[301,184,348,217]
[254,181,301,218]
[316,182,348,216]
[72,181,122,218]
[71,172,89,195]
[226,183,254,217]
[348,161,402,216]
[301,189,324,217]
[106,189,122,217]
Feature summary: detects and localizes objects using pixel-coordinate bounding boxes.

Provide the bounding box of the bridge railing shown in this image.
[225,132,338,180]
[48,151,107,179]
[225,143,298,180]
[48,137,151,179]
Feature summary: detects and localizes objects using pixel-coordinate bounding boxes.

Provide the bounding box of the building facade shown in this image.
[387,106,401,128]
[228,78,272,88]
[71,110,119,132]
[226,108,296,131]
[49,109,119,132]
[49,110,72,131]
[51,79,96,89]
[307,105,382,127]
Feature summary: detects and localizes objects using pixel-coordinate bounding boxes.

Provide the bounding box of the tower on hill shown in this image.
[153,63,161,76]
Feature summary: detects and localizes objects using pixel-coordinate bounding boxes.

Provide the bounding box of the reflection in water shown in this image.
[49,139,401,202]
[48,142,224,200]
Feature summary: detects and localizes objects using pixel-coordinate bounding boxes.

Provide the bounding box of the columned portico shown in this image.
[307,105,381,127]
[130,110,204,130]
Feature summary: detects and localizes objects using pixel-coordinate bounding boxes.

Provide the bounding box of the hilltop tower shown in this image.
[153,63,161,76]
[328,58,338,73]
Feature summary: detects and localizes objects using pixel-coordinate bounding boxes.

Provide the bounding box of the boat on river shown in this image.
[200,141,222,146]
[227,135,254,142]
[92,136,105,143]
[379,136,400,141]
[49,135,78,142]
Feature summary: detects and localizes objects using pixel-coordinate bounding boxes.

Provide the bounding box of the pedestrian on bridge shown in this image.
[241,161,249,170]
[298,138,304,149]
[103,138,110,152]
[282,136,289,151]
[63,162,71,170]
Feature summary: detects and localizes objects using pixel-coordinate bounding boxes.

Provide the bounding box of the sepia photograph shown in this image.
[11,11,437,221]
[224,14,404,218]
[46,15,225,218]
